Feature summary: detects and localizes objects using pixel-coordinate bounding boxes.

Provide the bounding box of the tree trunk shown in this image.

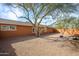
[36,30,40,37]
[33,26,40,37]
[36,27,40,37]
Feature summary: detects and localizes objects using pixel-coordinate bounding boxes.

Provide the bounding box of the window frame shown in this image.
[0,25,16,31]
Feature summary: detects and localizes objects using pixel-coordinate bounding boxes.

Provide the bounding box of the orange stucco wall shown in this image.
[0,23,54,39]
[1,23,79,39]
[47,28,54,33]
[57,29,79,36]
[0,23,35,39]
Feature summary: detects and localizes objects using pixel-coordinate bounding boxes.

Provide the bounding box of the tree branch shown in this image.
[38,10,52,25]
[8,6,18,17]
[31,4,37,26]
[10,3,34,25]
[19,16,34,25]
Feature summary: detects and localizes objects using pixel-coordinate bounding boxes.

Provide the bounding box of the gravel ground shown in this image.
[0,34,79,56]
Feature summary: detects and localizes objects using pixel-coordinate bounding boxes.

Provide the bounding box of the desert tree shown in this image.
[4,3,77,37]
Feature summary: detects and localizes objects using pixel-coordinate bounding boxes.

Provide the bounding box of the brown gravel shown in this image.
[0,34,79,56]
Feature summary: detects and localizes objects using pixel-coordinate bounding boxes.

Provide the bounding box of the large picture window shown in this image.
[0,25,16,31]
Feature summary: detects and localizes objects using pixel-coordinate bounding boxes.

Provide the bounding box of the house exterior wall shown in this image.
[0,23,34,39]
[57,29,79,36]
[0,23,54,39]
[1,23,79,39]
[47,28,54,33]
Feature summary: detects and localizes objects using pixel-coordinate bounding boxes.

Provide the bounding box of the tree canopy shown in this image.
[2,3,78,36]
[53,17,79,29]
[4,3,77,26]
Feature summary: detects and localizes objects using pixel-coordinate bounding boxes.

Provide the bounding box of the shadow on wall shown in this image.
[53,28,60,33]
[55,29,79,36]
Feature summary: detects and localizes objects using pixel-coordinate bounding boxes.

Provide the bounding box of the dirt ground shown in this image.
[0,33,79,56]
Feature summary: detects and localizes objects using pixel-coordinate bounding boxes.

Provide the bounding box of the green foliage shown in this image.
[4,3,77,26]
[54,17,79,29]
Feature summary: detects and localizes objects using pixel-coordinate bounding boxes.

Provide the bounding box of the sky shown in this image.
[0,4,17,20]
[0,4,54,25]
[0,4,79,26]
